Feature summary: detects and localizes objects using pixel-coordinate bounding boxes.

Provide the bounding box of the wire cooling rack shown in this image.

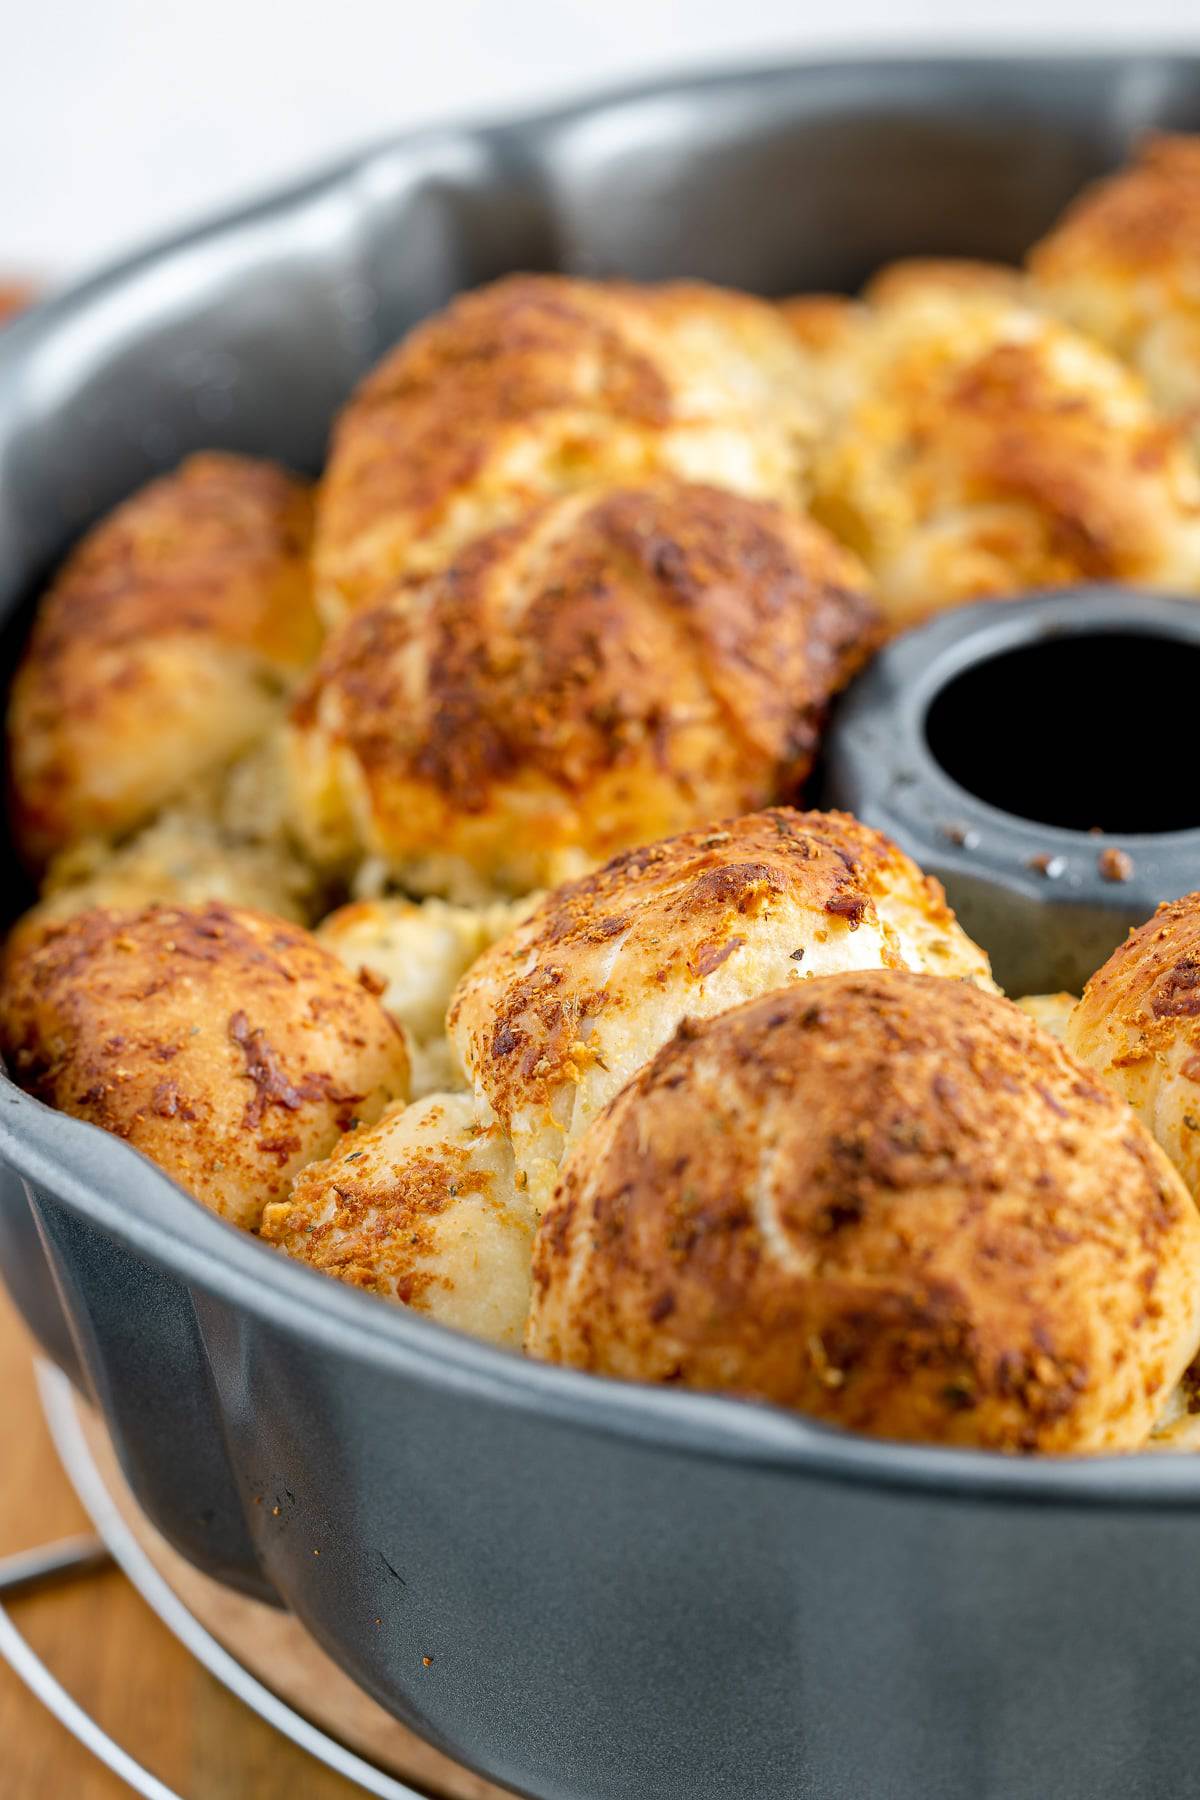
[0,1362,431,1800]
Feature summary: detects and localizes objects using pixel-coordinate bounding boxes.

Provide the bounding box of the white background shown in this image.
[3,4,1197,283]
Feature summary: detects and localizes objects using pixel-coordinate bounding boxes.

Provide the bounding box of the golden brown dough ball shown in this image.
[7,731,326,956]
[6,808,320,958]
[314,274,819,619]
[449,807,994,1212]
[780,264,1026,439]
[528,971,1200,1453]
[0,902,409,1231]
[776,294,869,424]
[1065,892,1200,1207]
[777,292,861,354]
[1029,137,1200,446]
[1013,991,1077,1042]
[808,285,1200,626]
[315,894,535,1096]
[289,481,878,899]
[862,257,1028,309]
[8,453,320,868]
[262,1093,534,1346]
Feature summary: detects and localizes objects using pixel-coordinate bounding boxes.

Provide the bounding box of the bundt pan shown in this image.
[6,53,1200,1800]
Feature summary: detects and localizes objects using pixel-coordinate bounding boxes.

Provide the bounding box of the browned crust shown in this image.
[864,258,1027,307]
[18,452,315,683]
[449,807,974,1131]
[292,482,878,877]
[777,294,862,354]
[1066,893,1200,1206]
[1029,135,1200,286]
[259,1091,534,1345]
[8,453,318,865]
[314,273,814,614]
[334,273,673,516]
[264,1106,499,1300]
[528,971,1200,1452]
[810,289,1200,616]
[0,901,408,1230]
[269,1142,479,1300]
[889,339,1183,579]
[1071,892,1200,1061]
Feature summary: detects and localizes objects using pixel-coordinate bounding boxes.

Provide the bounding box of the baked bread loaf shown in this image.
[1066,892,1200,1205]
[528,971,1200,1452]
[1029,136,1200,446]
[0,902,409,1230]
[8,453,320,868]
[262,1092,533,1346]
[806,284,1200,625]
[289,481,877,899]
[449,807,994,1212]
[314,275,818,619]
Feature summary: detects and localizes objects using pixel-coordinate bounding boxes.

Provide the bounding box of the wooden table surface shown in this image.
[0,1282,364,1800]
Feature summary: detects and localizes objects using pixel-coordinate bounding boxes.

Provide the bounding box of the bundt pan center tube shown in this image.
[7,51,1200,1800]
[821,587,1200,996]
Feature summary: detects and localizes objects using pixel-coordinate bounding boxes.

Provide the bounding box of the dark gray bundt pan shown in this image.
[4,54,1200,1800]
